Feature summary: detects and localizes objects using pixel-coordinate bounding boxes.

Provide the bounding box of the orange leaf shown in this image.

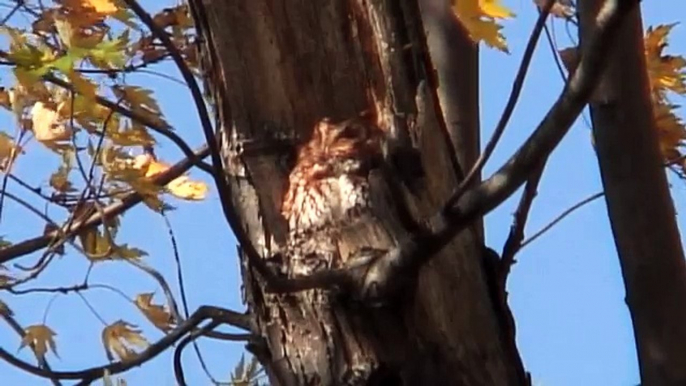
[82,0,118,15]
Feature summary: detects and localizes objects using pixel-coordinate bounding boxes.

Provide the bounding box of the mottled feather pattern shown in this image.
[281,114,384,276]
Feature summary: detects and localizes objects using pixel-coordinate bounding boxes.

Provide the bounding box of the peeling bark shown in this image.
[190,1,520,385]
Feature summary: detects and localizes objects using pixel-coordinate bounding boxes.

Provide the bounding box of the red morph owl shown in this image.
[281,113,385,276]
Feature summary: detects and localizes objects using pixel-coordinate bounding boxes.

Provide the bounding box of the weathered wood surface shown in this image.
[190,1,520,384]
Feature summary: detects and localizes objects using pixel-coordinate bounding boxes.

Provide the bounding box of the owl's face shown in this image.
[281,114,384,235]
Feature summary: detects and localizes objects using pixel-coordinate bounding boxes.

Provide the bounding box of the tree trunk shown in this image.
[189,1,522,384]
[579,1,686,384]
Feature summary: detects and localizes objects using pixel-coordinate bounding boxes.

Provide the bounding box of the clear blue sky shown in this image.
[0,1,684,385]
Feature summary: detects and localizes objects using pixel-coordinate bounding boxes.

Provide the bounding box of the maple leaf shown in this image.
[49,149,76,192]
[107,121,155,147]
[645,24,686,100]
[134,293,176,332]
[20,325,59,358]
[654,102,686,161]
[87,30,129,69]
[112,85,169,129]
[101,320,149,361]
[114,244,147,260]
[134,153,209,201]
[30,101,73,144]
[452,0,515,52]
[79,228,115,261]
[643,24,686,165]
[66,70,98,100]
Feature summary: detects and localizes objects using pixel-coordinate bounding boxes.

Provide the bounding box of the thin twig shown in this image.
[445,0,555,209]
[76,292,108,326]
[0,306,251,383]
[173,320,222,386]
[162,212,219,383]
[0,0,21,26]
[0,145,210,265]
[0,309,62,386]
[499,163,545,287]
[520,191,605,249]
[6,174,57,204]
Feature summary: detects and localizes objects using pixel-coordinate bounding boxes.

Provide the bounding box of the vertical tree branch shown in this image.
[579,1,686,384]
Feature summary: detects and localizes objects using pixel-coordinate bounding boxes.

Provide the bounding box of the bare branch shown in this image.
[445,0,555,208]
[0,145,210,264]
[499,163,545,287]
[0,308,62,386]
[0,1,21,26]
[0,306,252,383]
[173,320,222,386]
[520,191,604,249]
[266,0,638,302]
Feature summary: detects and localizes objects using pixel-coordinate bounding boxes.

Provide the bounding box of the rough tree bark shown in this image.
[580,1,686,384]
[188,0,522,385]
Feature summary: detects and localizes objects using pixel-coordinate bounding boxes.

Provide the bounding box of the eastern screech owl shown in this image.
[281,113,384,277]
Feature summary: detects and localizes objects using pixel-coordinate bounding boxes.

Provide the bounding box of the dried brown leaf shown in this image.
[134,293,176,332]
[101,320,149,361]
[20,325,58,358]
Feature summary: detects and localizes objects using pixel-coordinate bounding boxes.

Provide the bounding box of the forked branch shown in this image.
[0,306,253,384]
[265,0,638,304]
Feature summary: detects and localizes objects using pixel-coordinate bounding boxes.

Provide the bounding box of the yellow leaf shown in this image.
[167,176,208,200]
[114,244,146,260]
[645,24,686,99]
[134,293,176,332]
[479,0,515,19]
[112,86,169,129]
[654,102,686,161]
[0,132,21,171]
[20,325,58,358]
[82,0,118,15]
[102,320,149,361]
[452,0,514,52]
[135,154,209,201]
[54,17,77,49]
[0,88,11,110]
[642,24,686,168]
[81,228,116,261]
[30,101,73,144]
[49,150,75,192]
[49,168,74,192]
[66,70,98,100]
[107,121,155,147]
